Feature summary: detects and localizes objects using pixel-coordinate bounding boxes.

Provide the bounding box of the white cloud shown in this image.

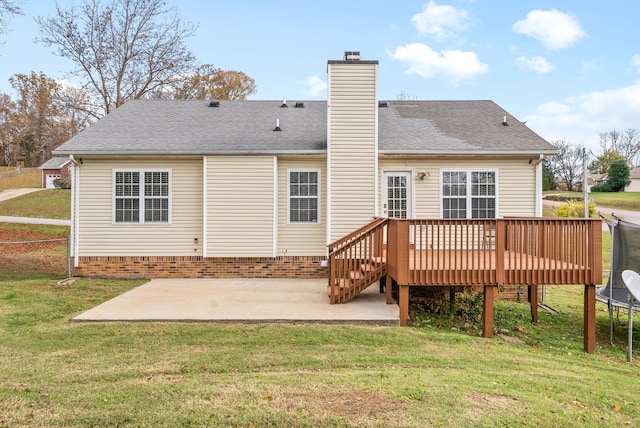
[513,9,586,50]
[515,56,554,73]
[632,55,640,73]
[524,82,640,151]
[301,75,327,97]
[389,43,488,87]
[411,0,470,40]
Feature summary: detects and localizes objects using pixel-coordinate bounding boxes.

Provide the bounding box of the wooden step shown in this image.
[350,270,363,281]
[360,262,377,273]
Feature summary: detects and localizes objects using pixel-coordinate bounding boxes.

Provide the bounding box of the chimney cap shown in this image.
[344,51,360,61]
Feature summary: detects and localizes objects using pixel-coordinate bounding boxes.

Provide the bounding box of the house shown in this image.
[53,52,558,281]
[625,166,640,192]
[40,157,72,189]
[580,173,607,192]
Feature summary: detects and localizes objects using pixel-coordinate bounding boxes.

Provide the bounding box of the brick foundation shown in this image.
[72,256,328,279]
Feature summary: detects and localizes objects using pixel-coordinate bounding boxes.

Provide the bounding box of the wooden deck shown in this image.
[329,217,603,353]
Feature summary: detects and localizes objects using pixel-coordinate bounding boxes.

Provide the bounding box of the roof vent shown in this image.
[281,98,288,108]
[344,51,360,61]
[294,102,304,108]
[502,115,509,126]
[209,101,220,108]
[273,119,282,132]
[378,101,388,108]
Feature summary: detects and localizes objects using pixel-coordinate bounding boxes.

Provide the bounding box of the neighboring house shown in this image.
[40,157,72,189]
[579,173,607,192]
[625,167,640,192]
[53,52,557,279]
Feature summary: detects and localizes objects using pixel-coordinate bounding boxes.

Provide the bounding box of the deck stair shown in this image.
[327,218,388,304]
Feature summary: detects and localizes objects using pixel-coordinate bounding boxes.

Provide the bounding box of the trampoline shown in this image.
[596,214,640,345]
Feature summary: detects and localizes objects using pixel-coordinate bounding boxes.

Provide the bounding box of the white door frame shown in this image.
[381,170,414,219]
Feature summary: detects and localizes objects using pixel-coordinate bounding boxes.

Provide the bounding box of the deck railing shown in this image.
[327,218,387,304]
[387,218,602,287]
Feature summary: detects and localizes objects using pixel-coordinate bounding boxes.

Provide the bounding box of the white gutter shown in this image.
[379,149,559,156]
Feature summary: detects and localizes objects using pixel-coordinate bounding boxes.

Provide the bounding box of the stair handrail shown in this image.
[328,217,388,254]
[327,217,388,304]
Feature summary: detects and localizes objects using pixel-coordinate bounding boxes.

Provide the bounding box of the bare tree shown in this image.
[0,92,15,164]
[35,0,197,116]
[546,139,585,191]
[598,128,640,166]
[0,0,22,36]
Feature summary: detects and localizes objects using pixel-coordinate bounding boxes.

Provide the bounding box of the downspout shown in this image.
[273,156,278,258]
[69,155,80,267]
[533,154,544,217]
[203,156,207,258]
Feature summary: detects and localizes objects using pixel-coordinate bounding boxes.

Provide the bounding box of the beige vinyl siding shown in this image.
[379,157,537,218]
[328,62,378,241]
[77,157,203,256]
[205,155,274,257]
[277,157,327,256]
[625,179,640,192]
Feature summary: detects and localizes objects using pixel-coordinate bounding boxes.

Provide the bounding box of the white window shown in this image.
[288,170,320,223]
[113,170,171,224]
[442,170,496,218]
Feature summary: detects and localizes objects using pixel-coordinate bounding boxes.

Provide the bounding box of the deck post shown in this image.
[482,285,494,338]
[399,284,409,326]
[584,283,596,354]
[529,284,538,324]
[384,276,394,304]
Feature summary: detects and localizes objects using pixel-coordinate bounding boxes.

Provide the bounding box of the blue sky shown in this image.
[1,0,640,154]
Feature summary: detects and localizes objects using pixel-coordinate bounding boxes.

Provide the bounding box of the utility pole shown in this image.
[583,147,589,218]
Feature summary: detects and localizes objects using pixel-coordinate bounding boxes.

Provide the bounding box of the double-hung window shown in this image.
[442,170,496,218]
[288,170,320,223]
[114,170,170,224]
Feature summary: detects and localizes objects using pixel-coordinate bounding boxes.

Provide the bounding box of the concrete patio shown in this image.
[71,278,399,325]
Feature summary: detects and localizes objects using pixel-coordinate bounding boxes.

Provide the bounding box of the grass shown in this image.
[0,189,71,219]
[544,190,640,211]
[0,167,41,190]
[0,277,638,427]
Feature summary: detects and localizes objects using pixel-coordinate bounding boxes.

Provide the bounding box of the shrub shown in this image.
[590,183,612,192]
[53,176,71,189]
[556,200,596,218]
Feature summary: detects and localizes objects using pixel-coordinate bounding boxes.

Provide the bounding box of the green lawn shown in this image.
[0,277,638,427]
[0,189,71,219]
[544,190,640,211]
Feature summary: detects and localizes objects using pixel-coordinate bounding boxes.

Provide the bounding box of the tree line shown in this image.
[0,0,256,167]
[544,129,638,192]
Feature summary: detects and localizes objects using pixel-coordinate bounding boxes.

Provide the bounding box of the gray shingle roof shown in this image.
[40,157,72,169]
[53,99,556,156]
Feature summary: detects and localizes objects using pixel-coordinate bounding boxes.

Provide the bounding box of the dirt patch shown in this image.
[0,228,68,277]
[0,229,66,255]
[465,392,518,421]
[267,387,410,426]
